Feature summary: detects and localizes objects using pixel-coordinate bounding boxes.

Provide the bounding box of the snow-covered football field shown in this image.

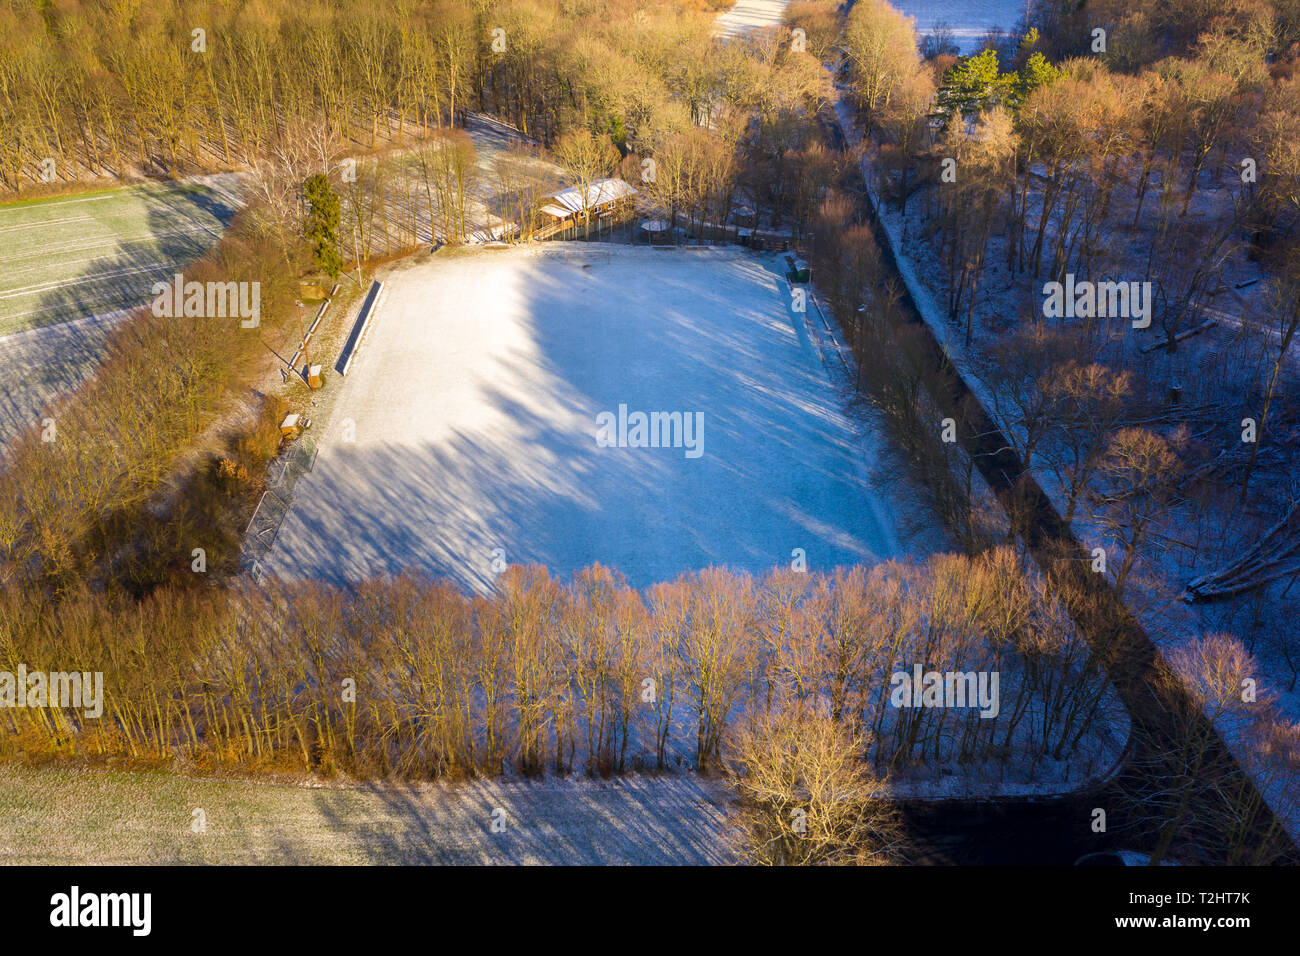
[263,244,912,592]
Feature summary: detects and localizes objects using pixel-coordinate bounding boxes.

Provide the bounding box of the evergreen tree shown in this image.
[935,49,1010,120]
[303,173,343,278]
[936,42,1060,120]
[1012,52,1062,109]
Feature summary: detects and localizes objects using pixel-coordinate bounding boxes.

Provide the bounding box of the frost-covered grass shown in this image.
[0,175,243,444]
[264,244,915,591]
[0,174,242,336]
[0,764,733,865]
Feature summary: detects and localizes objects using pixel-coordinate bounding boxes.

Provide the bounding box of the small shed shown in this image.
[280,413,311,439]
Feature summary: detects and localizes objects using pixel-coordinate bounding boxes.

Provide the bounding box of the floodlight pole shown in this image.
[351,222,365,287]
[295,300,311,384]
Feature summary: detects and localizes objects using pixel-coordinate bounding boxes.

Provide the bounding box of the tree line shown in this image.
[1,0,825,223]
[0,551,1121,785]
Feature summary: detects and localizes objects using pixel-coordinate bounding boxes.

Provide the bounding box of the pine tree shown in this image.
[1012,52,1061,109]
[303,173,343,278]
[935,49,1010,120]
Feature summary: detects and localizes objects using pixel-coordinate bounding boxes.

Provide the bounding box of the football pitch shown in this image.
[263,244,913,591]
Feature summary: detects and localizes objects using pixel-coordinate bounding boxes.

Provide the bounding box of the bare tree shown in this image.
[1093,427,1182,598]
[552,127,620,238]
[728,706,904,865]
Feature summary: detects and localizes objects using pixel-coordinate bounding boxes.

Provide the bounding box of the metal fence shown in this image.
[241,436,318,579]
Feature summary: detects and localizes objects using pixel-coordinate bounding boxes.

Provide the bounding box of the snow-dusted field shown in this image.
[715,0,1027,50]
[0,174,243,337]
[715,0,790,39]
[889,0,1028,51]
[263,245,909,592]
[0,765,734,865]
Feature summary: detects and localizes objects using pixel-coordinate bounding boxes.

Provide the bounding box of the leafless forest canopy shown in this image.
[2,0,1300,863]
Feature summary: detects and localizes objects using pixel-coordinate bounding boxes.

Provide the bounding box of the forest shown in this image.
[0,0,1298,865]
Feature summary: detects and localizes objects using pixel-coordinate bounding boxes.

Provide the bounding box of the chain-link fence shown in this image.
[241,436,318,579]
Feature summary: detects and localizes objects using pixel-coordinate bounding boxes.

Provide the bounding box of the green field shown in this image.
[0,175,243,337]
[0,764,733,865]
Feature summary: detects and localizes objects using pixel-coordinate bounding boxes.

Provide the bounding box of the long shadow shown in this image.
[264,247,905,591]
[0,177,240,445]
[254,240,1164,864]
[822,110,1299,864]
[307,774,732,865]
